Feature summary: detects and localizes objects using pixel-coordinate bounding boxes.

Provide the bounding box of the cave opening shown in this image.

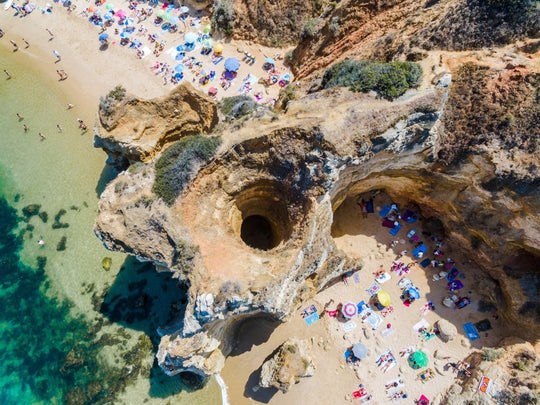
[240,215,277,250]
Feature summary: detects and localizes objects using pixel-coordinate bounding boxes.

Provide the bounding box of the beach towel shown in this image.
[376,272,391,284]
[352,389,368,398]
[327,310,337,318]
[304,312,319,326]
[140,46,151,59]
[412,244,427,258]
[417,368,435,383]
[385,379,404,391]
[420,258,431,268]
[366,199,374,213]
[367,282,380,296]
[382,219,395,228]
[463,322,480,341]
[381,326,395,338]
[413,318,430,333]
[478,376,492,394]
[212,56,224,65]
[342,321,357,332]
[403,209,418,223]
[446,267,460,282]
[407,229,416,238]
[397,277,413,289]
[353,272,361,284]
[379,205,391,217]
[474,319,492,332]
[357,300,367,313]
[389,223,402,236]
[418,394,430,405]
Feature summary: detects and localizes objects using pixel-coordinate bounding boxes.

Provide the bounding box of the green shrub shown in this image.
[99,85,127,116]
[220,96,257,119]
[107,85,126,101]
[481,347,504,361]
[278,85,297,110]
[153,135,221,205]
[302,18,322,38]
[319,60,423,100]
[212,0,235,36]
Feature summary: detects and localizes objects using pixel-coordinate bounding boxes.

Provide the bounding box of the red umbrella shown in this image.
[208,87,217,95]
[342,302,357,319]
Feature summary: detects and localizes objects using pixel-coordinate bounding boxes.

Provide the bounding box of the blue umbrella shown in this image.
[175,52,185,61]
[184,32,197,44]
[120,30,131,38]
[179,5,189,13]
[174,64,185,73]
[224,57,240,72]
[169,15,179,24]
[264,57,275,65]
[280,72,291,82]
[99,33,109,41]
[405,288,421,300]
[176,44,185,52]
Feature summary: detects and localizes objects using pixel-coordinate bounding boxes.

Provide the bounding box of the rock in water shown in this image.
[259,337,315,393]
[22,204,41,217]
[435,319,457,342]
[102,257,112,271]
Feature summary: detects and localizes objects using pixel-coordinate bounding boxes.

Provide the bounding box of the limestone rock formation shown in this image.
[259,337,315,393]
[435,319,457,343]
[94,83,218,169]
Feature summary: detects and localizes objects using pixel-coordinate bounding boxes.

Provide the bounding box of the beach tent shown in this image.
[408,350,428,369]
[184,32,197,44]
[377,290,391,307]
[224,57,240,72]
[352,343,368,359]
[213,43,224,55]
[342,302,358,319]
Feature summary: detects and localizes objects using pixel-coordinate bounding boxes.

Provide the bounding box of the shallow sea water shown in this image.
[0,47,221,404]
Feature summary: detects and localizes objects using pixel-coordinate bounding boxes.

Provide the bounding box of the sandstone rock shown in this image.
[94,83,218,169]
[259,337,315,393]
[461,338,471,348]
[436,73,452,88]
[435,319,457,342]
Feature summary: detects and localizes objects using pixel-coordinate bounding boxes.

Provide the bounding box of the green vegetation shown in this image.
[486,0,538,10]
[481,347,504,361]
[278,85,297,110]
[153,135,221,205]
[99,85,127,116]
[302,18,322,38]
[220,95,257,119]
[319,60,423,99]
[211,0,235,36]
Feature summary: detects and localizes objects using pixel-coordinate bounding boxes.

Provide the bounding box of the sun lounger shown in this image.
[379,205,391,217]
[389,223,402,236]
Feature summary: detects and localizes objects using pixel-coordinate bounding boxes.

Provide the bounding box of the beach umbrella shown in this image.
[352,343,368,359]
[174,64,185,73]
[208,87,217,95]
[184,32,197,43]
[202,38,213,48]
[341,302,358,319]
[377,290,391,307]
[203,24,211,34]
[408,350,428,369]
[179,5,189,13]
[156,9,166,17]
[169,15,179,24]
[124,17,135,25]
[224,57,240,72]
[120,30,131,38]
[99,33,109,41]
[280,72,291,82]
[213,43,223,55]
[103,11,113,20]
[264,57,275,65]
[115,9,126,18]
[162,12,172,21]
[105,2,113,9]
[88,5,97,12]
[405,287,420,300]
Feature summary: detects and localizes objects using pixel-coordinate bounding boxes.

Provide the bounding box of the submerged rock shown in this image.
[102,257,112,271]
[22,204,41,217]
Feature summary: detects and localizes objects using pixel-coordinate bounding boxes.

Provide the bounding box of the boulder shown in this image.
[259,337,315,393]
[436,319,457,342]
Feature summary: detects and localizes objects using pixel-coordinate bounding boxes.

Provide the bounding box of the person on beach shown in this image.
[10,40,18,51]
[22,38,30,48]
[57,124,63,132]
[53,50,61,61]
[4,69,12,79]
[38,239,45,246]
[16,112,23,120]
[0,28,4,38]
[46,28,55,40]
[38,132,46,140]
[67,103,74,109]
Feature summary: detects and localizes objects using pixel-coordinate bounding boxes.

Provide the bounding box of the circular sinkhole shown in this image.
[240,215,277,250]
[231,182,296,251]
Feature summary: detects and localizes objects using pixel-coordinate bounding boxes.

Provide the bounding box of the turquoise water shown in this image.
[0,46,221,404]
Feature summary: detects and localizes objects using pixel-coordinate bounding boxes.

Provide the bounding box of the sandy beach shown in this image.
[0,3,519,405]
[221,191,511,405]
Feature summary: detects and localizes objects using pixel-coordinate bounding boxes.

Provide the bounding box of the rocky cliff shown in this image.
[94,83,218,170]
[94,52,539,380]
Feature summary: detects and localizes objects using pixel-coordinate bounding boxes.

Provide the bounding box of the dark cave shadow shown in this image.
[95,163,119,198]
[243,364,278,404]
[229,315,281,357]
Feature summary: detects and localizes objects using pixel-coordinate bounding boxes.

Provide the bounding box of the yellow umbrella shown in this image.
[213,43,223,55]
[377,290,391,307]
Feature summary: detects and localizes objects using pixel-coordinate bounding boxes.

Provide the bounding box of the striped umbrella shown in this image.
[342,302,357,319]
